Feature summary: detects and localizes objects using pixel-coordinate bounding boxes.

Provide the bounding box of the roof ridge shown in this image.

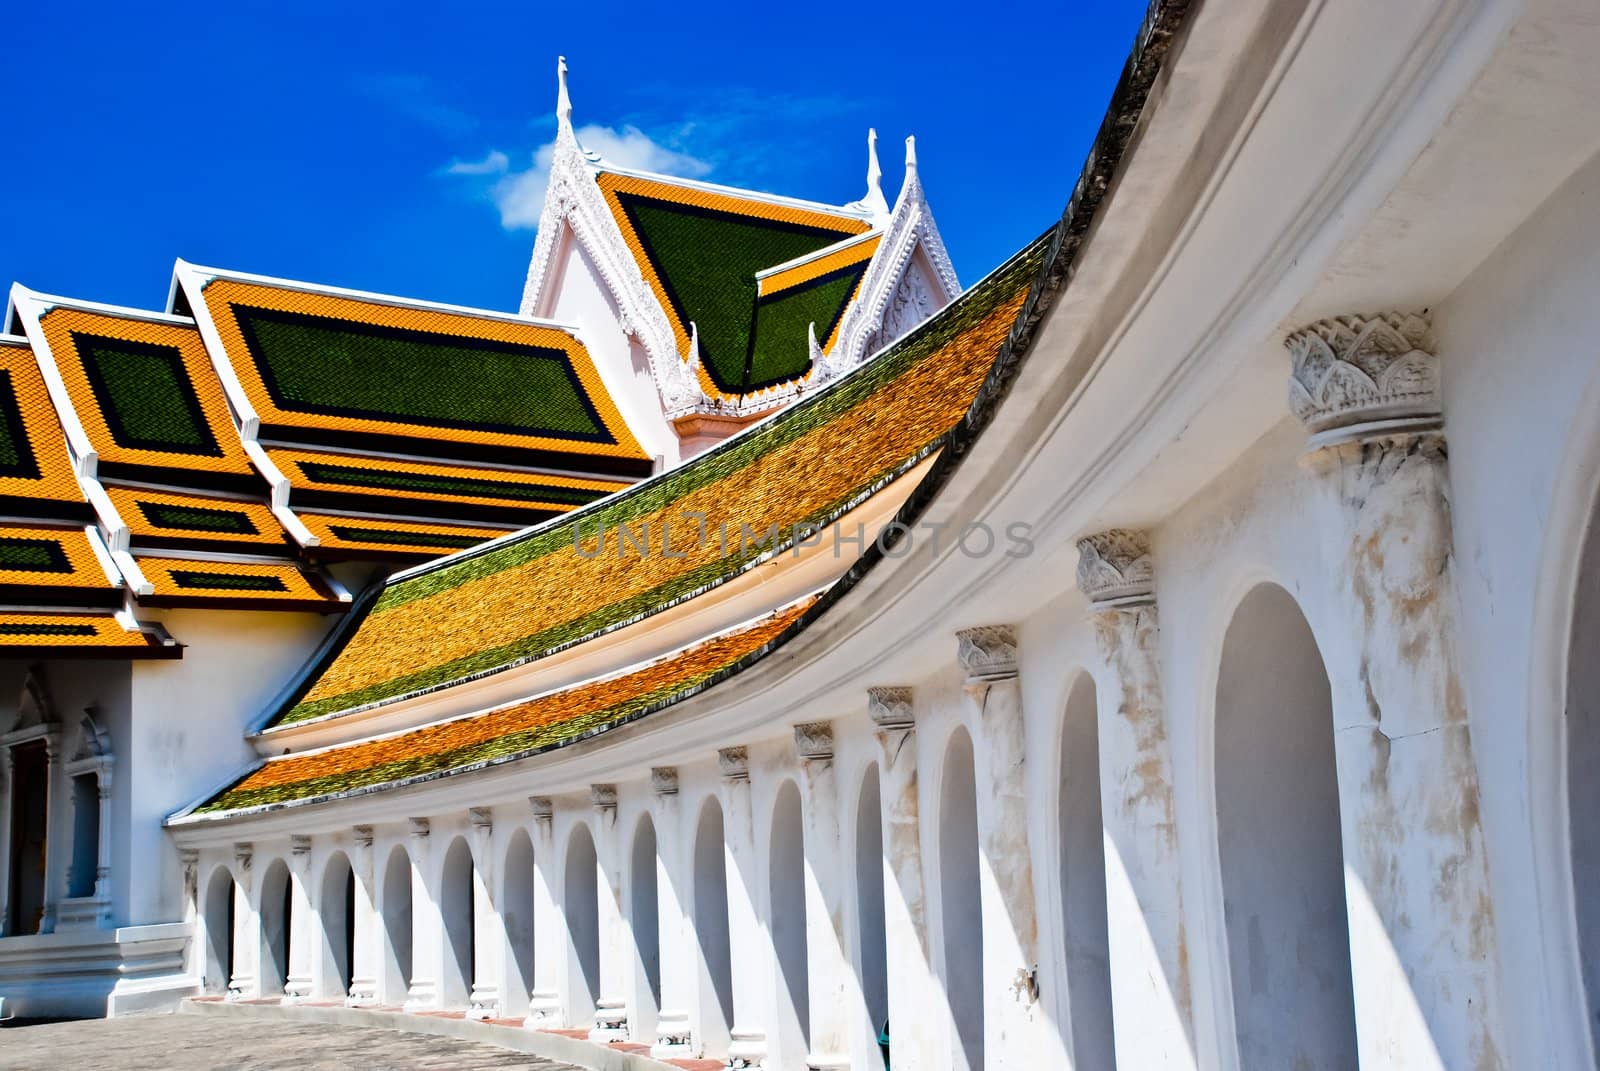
[589,161,875,222]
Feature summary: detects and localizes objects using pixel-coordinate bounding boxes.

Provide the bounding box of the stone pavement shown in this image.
[0,1014,584,1071]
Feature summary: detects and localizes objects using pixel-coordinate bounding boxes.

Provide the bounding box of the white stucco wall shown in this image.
[125,609,335,925]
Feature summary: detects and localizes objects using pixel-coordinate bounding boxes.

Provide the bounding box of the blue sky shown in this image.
[1,2,1149,314]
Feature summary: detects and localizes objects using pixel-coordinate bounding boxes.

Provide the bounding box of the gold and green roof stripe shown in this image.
[198,599,811,813]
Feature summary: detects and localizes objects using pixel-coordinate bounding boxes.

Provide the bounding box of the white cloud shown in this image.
[454,124,713,231]
[447,150,509,176]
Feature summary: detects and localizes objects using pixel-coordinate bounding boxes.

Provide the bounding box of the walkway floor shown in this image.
[0,1014,585,1071]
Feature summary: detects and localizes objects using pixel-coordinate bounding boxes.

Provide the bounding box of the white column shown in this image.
[346,826,379,1006]
[179,848,200,978]
[403,818,441,1011]
[867,688,940,1071]
[467,807,502,1020]
[956,626,1050,1070]
[721,746,771,1067]
[589,784,630,1041]
[282,835,315,1002]
[0,746,12,936]
[227,842,258,1000]
[1286,312,1507,1068]
[1076,530,1195,1069]
[794,721,857,1070]
[650,767,695,1058]
[525,797,564,1027]
[39,729,63,933]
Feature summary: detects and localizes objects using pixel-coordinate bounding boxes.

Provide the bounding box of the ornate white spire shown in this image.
[556,56,574,134]
[864,129,889,216]
[904,135,918,179]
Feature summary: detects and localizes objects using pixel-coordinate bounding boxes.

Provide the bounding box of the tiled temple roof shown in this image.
[597,170,878,397]
[0,266,657,654]
[269,233,1048,727]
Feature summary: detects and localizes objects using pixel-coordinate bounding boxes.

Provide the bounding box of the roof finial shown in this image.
[865,129,886,211]
[556,56,573,134]
[904,134,918,177]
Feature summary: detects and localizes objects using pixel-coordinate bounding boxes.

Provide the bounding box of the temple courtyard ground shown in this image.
[0,1014,591,1070]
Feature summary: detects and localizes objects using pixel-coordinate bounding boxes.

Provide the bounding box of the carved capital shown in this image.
[468,807,493,832]
[1076,529,1155,607]
[233,842,253,868]
[352,825,375,849]
[290,834,312,857]
[957,625,1019,683]
[867,686,915,730]
[590,784,618,812]
[793,721,834,761]
[1285,311,1439,444]
[718,746,750,783]
[407,817,430,839]
[529,797,554,832]
[651,767,680,796]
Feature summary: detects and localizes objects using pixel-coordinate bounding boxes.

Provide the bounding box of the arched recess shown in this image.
[503,828,537,1018]
[1,670,57,936]
[1567,481,1600,1060]
[380,844,413,1003]
[855,763,889,1061]
[1058,673,1116,1068]
[693,796,734,1059]
[565,822,601,1024]
[202,865,235,995]
[631,812,661,1041]
[940,727,983,1071]
[318,851,355,997]
[440,836,476,1008]
[770,778,810,1067]
[1215,583,1357,1070]
[258,858,292,996]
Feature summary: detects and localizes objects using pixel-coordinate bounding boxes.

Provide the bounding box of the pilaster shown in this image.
[649,767,695,1058]
[1285,312,1506,1068]
[402,818,440,1012]
[467,807,501,1020]
[346,826,379,1006]
[793,722,855,1070]
[525,797,564,1028]
[719,746,770,1067]
[586,785,629,1042]
[956,625,1048,1069]
[866,687,939,1071]
[227,842,257,1000]
[282,835,315,1002]
[1076,529,1195,1069]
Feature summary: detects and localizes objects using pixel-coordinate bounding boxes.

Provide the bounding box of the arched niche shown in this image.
[202,865,236,996]
[380,844,413,1004]
[630,812,661,1040]
[770,779,810,1066]
[318,851,355,997]
[439,836,475,1008]
[1214,583,1357,1069]
[258,858,292,996]
[503,828,537,1018]
[693,795,734,1059]
[939,727,983,1071]
[1057,673,1115,1068]
[565,822,601,1024]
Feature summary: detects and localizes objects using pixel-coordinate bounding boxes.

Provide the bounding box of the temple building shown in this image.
[6,0,1600,1069]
